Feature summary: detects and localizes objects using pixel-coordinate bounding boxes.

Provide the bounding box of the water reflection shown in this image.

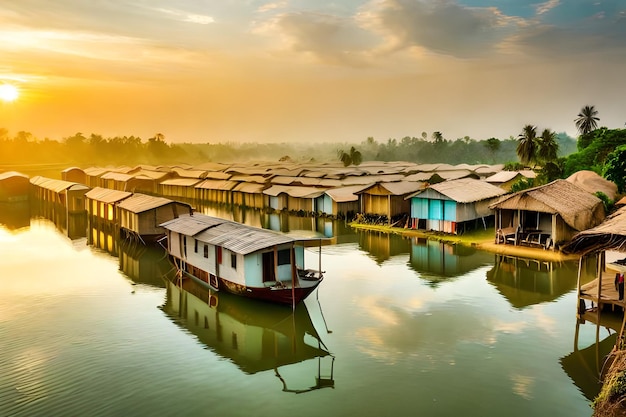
[31,199,87,241]
[486,254,580,308]
[560,311,622,401]
[161,277,335,392]
[409,237,494,286]
[355,229,411,264]
[0,201,30,231]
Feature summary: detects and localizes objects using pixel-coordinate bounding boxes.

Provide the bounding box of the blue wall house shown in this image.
[407,178,506,234]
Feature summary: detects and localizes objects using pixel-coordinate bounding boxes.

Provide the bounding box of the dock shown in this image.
[579,263,626,314]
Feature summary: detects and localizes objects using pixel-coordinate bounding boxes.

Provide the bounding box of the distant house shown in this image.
[0,171,30,202]
[485,171,532,192]
[566,170,618,202]
[116,193,193,243]
[159,178,202,200]
[406,178,506,234]
[195,179,239,204]
[30,176,89,213]
[263,185,327,213]
[356,181,426,224]
[61,167,87,184]
[85,187,132,222]
[489,179,605,249]
[317,184,371,218]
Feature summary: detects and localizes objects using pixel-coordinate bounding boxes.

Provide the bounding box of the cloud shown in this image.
[257,11,380,66]
[360,0,521,58]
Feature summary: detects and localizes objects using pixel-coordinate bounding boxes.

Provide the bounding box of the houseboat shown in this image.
[160,213,325,307]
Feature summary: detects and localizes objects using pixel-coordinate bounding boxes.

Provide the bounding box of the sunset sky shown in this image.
[0,1,625,144]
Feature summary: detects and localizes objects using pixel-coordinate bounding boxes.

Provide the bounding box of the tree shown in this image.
[516,124,538,166]
[432,131,443,143]
[484,138,501,162]
[575,105,599,136]
[337,146,362,167]
[603,144,626,193]
[537,128,559,163]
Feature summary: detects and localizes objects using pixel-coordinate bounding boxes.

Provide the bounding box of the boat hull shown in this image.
[175,260,322,306]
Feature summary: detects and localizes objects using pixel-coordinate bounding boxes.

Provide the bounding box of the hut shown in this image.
[485,171,531,192]
[490,179,605,250]
[29,176,89,213]
[566,170,618,202]
[263,185,327,213]
[116,193,193,243]
[61,167,87,184]
[406,178,507,234]
[0,171,30,202]
[356,181,426,224]
[159,178,202,200]
[195,179,239,204]
[231,182,266,209]
[83,167,111,188]
[317,184,370,218]
[85,187,132,222]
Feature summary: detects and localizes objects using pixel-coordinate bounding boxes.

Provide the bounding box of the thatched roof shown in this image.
[408,178,506,202]
[489,179,605,232]
[563,206,626,255]
[566,170,618,201]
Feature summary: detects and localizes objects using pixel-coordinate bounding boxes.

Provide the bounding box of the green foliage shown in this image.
[564,128,626,177]
[503,162,526,171]
[536,159,564,184]
[603,144,626,193]
[595,191,615,214]
[337,146,362,167]
[510,178,534,193]
[575,105,600,136]
[516,124,538,166]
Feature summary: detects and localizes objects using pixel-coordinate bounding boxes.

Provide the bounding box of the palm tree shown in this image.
[517,124,538,166]
[575,105,599,136]
[337,146,362,166]
[537,129,559,163]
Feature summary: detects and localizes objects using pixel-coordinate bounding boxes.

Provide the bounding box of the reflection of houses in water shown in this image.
[356,229,410,264]
[118,243,172,287]
[31,199,87,241]
[486,254,580,308]
[161,278,334,391]
[408,238,493,285]
[560,311,622,401]
[0,201,30,230]
[196,202,355,243]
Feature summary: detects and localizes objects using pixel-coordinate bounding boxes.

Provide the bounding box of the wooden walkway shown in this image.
[580,265,626,312]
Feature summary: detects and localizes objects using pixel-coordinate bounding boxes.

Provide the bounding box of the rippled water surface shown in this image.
[0,213,613,417]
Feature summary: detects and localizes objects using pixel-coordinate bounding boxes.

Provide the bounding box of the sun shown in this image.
[0,83,19,102]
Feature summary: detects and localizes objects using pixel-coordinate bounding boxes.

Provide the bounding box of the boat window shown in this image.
[277,249,290,265]
[194,239,198,253]
[204,244,208,258]
[231,253,237,270]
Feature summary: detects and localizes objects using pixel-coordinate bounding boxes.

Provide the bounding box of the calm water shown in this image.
[0,204,615,417]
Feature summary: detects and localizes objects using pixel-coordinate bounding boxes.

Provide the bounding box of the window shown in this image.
[203,244,209,258]
[194,239,198,253]
[277,249,291,265]
[231,253,237,270]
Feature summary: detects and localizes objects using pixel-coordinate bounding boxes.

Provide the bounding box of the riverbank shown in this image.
[349,223,580,262]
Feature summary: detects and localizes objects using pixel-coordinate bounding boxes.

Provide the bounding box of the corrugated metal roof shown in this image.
[263,185,326,198]
[485,171,523,183]
[233,182,266,193]
[325,184,370,203]
[195,221,295,255]
[409,178,507,202]
[162,213,307,255]
[161,213,227,235]
[85,187,132,203]
[101,172,133,181]
[160,178,202,187]
[0,171,29,181]
[203,171,233,180]
[171,167,208,179]
[195,179,239,190]
[83,167,111,176]
[30,176,89,193]
[117,193,183,213]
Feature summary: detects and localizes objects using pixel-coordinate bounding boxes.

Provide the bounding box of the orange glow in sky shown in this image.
[0,2,625,143]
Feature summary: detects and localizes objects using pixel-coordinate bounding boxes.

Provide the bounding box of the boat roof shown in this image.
[85,187,132,203]
[117,193,184,213]
[161,213,319,255]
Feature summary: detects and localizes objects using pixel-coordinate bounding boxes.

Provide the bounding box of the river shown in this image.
[0,203,616,417]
